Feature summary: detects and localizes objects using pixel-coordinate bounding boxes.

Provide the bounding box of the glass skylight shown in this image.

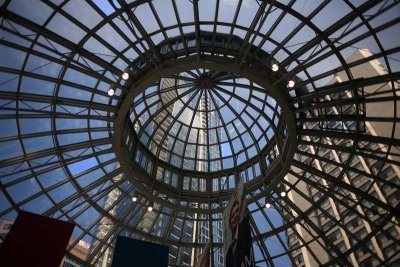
[129,69,281,171]
[0,1,399,267]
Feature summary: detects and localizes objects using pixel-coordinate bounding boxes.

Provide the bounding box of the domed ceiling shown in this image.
[0,1,399,266]
[129,69,281,171]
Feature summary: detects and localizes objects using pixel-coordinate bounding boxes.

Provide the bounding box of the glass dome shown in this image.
[129,69,282,172]
[0,1,399,267]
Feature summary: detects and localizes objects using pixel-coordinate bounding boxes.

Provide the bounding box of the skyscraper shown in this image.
[123,72,225,266]
[91,170,124,267]
[286,49,400,266]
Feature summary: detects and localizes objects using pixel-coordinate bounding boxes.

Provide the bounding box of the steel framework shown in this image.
[0,0,399,266]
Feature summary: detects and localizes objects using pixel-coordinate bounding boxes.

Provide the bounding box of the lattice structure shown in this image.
[0,1,399,267]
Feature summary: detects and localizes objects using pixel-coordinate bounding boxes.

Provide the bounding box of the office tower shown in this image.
[136,77,193,266]
[91,171,124,267]
[286,49,400,266]
[136,73,224,266]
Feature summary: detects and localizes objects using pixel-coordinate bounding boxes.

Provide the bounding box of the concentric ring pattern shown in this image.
[0,1,399,267]
[130,69,281,171]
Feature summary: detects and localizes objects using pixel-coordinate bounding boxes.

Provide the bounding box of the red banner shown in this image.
[0,211,74,267]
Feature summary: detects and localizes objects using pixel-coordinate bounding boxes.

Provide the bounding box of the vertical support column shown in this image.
[209,211,214,267]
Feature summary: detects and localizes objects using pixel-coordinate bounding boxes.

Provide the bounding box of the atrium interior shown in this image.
[0,1,399,266]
